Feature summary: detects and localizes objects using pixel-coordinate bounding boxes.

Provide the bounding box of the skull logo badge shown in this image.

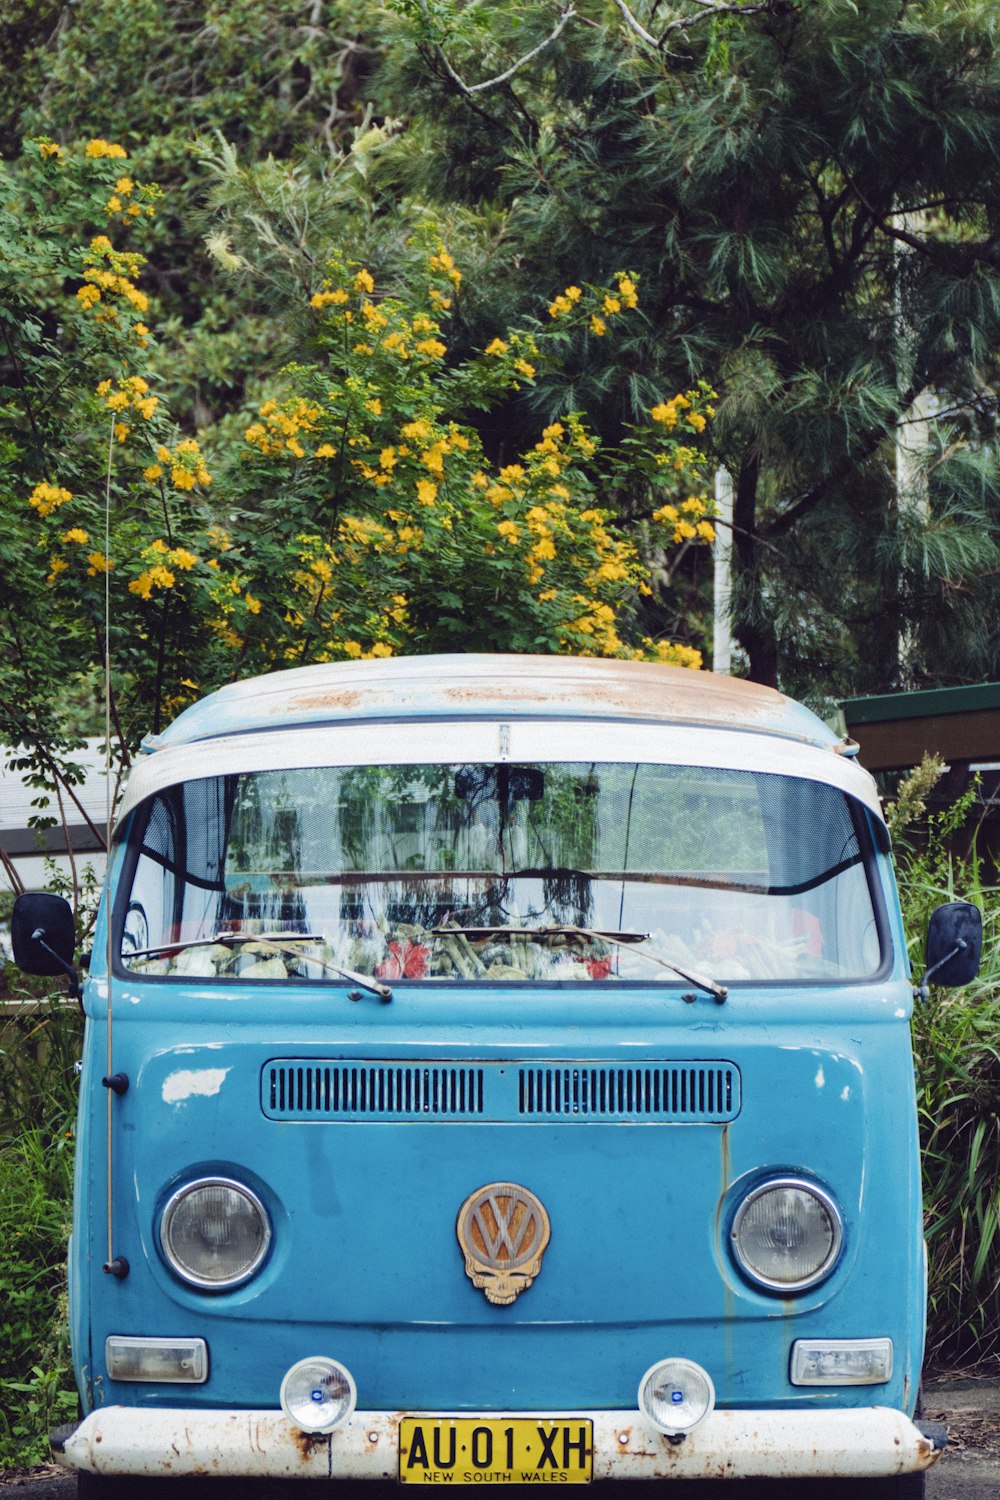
[456,1182,551,1305]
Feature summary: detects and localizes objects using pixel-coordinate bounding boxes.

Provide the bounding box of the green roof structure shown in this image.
[842,683,1000,770]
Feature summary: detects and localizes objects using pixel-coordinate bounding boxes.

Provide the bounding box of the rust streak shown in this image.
[285,691,364,713]
[280,662,793,731]
[292,1429,329,1462]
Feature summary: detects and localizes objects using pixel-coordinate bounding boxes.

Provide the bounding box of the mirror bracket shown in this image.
[30,929,82,1000]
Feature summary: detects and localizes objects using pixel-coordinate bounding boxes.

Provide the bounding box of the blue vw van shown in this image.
[12,656,981,1494]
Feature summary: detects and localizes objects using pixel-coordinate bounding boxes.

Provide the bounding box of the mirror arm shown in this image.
[916,938,967,1002]
[31,927,82,1000]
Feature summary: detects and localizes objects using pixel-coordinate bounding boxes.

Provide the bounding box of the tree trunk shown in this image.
[731,449,778,687]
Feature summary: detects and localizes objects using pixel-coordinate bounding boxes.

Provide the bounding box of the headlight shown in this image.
[638,1358,715,1435]
[730,1177,842,1291]
[280,1356,357,1434]
[160,1177,271,1289]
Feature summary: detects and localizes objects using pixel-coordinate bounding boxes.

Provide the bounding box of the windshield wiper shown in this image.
[123,933,392,1002]
[434,926,648,942]
[432,924,728,1002]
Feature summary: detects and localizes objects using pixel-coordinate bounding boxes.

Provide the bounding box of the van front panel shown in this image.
[77,977,922,1419]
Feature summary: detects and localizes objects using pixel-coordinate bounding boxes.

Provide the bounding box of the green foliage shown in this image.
[377,0,1000,700]
[894,759,1000,1365]
[2,0,380,428]
[0,136,717,792]
[0,988,81,1467]
[5,2,1000,700]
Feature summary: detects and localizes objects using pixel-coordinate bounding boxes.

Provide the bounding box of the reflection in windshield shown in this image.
[121,761,881,983]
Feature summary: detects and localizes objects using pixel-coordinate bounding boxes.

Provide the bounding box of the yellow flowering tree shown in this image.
[1,140,717,802]
[207,252,715,677]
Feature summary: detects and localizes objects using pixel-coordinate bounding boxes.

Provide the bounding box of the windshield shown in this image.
[119,761,882,984]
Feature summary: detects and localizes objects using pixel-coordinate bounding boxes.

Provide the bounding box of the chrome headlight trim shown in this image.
[730,1175,843,1293]
[159,1175,272,1291]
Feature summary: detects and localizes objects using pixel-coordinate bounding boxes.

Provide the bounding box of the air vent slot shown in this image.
[263,1062,485,1120]
[518,1064,739,1122]
[262,1060,740,1123]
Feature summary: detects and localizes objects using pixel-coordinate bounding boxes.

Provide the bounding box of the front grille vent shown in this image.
[264,1062,484,1120]
[518,1064,738,1121]
[263,1060,740,1124]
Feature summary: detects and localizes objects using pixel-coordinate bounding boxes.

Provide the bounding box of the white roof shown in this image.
[119,715,883,826]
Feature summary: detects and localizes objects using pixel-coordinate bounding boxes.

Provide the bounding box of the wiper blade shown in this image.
[124,932,329,958]
[432,923,727,1002]
[432,926,648,942]
[123,932,392,1002]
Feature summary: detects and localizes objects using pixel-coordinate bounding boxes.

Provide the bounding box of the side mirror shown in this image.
[10,892,79,995]
[920,901,982,996]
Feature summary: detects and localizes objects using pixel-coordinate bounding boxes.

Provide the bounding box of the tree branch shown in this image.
[840,164,1000,273]
[423,1,577,96]
[615,0,789,49]
[0,841,26,897]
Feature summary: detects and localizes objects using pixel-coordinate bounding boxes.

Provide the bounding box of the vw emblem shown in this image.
[456,1182,551,1305]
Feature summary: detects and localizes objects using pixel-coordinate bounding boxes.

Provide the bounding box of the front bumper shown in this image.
[54,1405,945,1481]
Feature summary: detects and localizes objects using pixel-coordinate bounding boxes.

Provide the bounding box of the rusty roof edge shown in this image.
[141,657,842,756]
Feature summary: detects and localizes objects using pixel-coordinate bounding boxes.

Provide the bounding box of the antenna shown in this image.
[101,412,128,1280]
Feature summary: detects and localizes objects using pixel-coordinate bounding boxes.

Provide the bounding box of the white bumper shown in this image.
[57,1405,943,1481]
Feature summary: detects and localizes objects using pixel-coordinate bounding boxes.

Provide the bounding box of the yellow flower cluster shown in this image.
[244,398,323,460]
[308,257,461,381]
[38,140,62,160]
[577,505,638,592]
[339,514,392,555]
[190,554,263,649]
[104,173,151,224]
[35,489,117,584]
[85,139,128,159]
[129,540,198,600]
[478,416,625,599]
[616,273,639,309]
[564,597,624,656]
[310,287,350,309]
[548,285,583,318]
[29,482,73,517]
[428,247,462,287]
[650,390,711,434]
[652,495,716,545]
[96,375,159,443]
[76,236,149,332]
[480,330,537,381]
[285,535,407,662]
[548,272,638,337]
[630,638,704,669]
[149,439,211,492]
[209,618,243,651]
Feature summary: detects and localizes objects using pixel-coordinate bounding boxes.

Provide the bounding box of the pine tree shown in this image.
[381,0,1000,697]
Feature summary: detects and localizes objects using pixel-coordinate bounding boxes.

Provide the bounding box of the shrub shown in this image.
[893,759,1000,1367]
[0,988,81,1467]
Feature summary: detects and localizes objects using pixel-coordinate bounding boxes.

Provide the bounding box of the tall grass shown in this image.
[893,759,1000,1368]
[0,985,81,1466]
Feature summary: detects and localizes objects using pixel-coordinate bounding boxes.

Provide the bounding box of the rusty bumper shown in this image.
[54,1405,944,1481]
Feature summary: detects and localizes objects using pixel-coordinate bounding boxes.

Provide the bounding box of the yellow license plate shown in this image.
[399,1417,593,1484]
